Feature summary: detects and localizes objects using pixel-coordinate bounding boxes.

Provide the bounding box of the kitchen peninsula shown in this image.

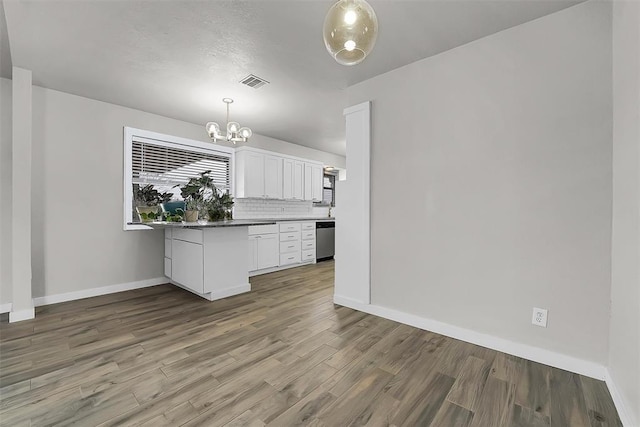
[149,220,275,301]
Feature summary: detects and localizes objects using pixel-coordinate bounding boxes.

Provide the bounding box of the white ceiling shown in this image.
[1,0,582,156]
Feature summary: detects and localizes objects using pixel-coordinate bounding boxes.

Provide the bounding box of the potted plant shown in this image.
[177,171,216,222]
[207,189,234,221]
[134,184,172,223]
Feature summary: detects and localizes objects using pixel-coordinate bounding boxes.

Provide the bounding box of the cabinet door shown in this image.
[248,236,259,271]
[264,155,283,199]
[283,158,294,200]
[171,239,204,294]
[257,234,279,270]
[244,152,265,198]
[293,161,304,200]
[312,164,323,202]
[304,164,313,201]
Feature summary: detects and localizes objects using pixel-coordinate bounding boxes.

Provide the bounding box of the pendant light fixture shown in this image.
[323,0,378,66]
[205,98,252,144]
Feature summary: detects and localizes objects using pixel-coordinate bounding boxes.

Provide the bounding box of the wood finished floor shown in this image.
[0,260,621,426]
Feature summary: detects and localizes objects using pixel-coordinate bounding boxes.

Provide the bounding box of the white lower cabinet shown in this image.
[163,226,251,301]
[248,224,279,273]
[280,252,302,265]
[256,235,279,270]
[171,239,204,294]
[248,221,319,275]
[302,249,316,262]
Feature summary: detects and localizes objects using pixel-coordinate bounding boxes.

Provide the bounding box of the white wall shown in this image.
[347,1,612,364]
[0,78,12,307]
[25,85,338,299]
[609,1,640,424]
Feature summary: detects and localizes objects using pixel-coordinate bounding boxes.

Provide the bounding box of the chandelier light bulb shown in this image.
[239,127,252,139]
[323,0,378,66]
[227,121,240,134]
[205,122,219,137]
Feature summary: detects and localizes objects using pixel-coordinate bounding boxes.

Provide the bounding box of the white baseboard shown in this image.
[333,294,607,381]
[249,260,316,277]
[605,369,638,427]
[32,277,167,307]
[9,307,35,323]
[210,283,251,301]
[0,302,12,314]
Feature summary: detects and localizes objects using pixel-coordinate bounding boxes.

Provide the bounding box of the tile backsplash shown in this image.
[234,199,320,219]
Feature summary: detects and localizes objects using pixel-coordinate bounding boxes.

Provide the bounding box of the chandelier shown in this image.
[205,98,252,144]
[323,0,378,66]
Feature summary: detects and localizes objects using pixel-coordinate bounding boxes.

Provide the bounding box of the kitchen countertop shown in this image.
[240,217,335,222]
[140,219,277,229]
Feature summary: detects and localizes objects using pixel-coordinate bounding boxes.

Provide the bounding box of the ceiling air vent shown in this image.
[240,74,270,89]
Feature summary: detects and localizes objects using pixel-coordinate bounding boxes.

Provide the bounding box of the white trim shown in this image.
[209,283,251,301]
[123,126,235,231]
[0,303,12,314]
[9,307,35,323]
[343,102,371,115]
[32,277,166,307]
[333,295,607,380]
[249,260,316,277]
[605,369,638,427]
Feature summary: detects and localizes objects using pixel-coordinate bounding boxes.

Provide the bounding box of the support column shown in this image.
[10,67,34,322]
[334,101,371,305]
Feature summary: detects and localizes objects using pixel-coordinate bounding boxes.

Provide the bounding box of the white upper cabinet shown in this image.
[236,149,282,199]
[243,151,265,198]
[305,163,323,202]
[264,155,284,199]
[284,158,304,200]
[236,147,323,201]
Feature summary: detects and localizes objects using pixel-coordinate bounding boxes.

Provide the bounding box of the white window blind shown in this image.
[132,140,231,192]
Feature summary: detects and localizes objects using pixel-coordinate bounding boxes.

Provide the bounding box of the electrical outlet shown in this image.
[532,307,548,327]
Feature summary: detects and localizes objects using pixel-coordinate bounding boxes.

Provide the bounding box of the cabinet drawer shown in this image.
[248,224,278,235]
[302,240,316,250]
[279,223,301,232]
[280,240,301,253]
[165,228,173,239]
[301,222,315,231]
[164,257,172,277]
[165,238,172,258]
[302,249,316,262]
[279,231,301,242]
[172,228,203,244]
[280,252,301,266]
[302,230,315,240]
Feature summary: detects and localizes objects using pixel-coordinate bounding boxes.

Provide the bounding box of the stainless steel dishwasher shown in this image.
[315,221,335,261]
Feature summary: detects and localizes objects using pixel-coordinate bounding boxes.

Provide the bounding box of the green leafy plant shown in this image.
[164,209,184,222]
[176,171,233,221]
[134,184,173,222]
[134,184,173,207]
[177,171,215,211]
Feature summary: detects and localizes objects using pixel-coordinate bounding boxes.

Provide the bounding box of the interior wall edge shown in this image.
[605,368,638,427]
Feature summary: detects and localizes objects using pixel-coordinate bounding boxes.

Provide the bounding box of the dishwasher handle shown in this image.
[316,221,335,229]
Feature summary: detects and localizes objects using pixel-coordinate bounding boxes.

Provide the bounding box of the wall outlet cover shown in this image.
[532,307,548,327]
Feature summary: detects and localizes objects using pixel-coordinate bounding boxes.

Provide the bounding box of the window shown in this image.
[322,173,336,206]
[124,127,234,229]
